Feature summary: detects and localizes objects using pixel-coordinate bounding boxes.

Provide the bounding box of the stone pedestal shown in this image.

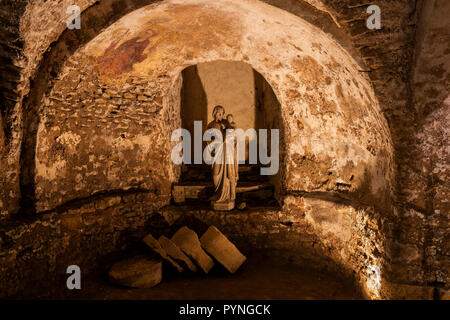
[211,200,235,211]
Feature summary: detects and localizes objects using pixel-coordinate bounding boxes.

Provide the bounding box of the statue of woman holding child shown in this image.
[205,105,239,211]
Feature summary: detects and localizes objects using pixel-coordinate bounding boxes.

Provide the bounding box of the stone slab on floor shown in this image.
[171,226,214,273]
[200,225,246,274]
[159,235,198,272]
[108,255,162,289]
[143,233,183,273]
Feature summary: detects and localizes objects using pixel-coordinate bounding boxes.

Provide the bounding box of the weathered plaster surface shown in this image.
[0,0,365,217]
[35,0,393,212]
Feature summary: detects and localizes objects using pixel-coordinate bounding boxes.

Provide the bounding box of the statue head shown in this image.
[212,105,225,122]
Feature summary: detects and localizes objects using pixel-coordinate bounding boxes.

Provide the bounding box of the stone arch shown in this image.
[16,0,367,215]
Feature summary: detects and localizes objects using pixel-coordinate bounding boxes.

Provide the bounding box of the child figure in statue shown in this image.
[225,114,236,130]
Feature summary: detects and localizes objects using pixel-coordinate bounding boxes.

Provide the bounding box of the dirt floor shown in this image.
[61,258,363,300]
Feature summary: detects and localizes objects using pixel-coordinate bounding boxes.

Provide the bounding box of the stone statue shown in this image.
[206,106,239,211]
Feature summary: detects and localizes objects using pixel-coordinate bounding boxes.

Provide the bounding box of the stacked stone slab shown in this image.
[108,225,246,288]
[143,234,183,273]
[200,226,247,274]
[171,226,215,274]
[159,235,198,272]
[108,255,162,289]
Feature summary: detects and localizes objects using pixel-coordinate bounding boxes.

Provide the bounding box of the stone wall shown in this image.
[31,0,392,213]
[0,0,448,299]
[0,0,384,217]
[2,0,394,299]
[0,0,372,217]
[0,190,384,298]
[0,191,168,298]
[33,55,179,212]
[24,0,392,300]
[393,0,450,287]
[1,0,165,217]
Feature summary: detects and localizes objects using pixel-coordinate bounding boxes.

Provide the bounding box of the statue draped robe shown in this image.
[206,120,239,203]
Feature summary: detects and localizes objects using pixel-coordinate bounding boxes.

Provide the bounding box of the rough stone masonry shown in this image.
[0,0,448,300]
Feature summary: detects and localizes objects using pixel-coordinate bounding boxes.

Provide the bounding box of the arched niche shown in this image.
[177,60,284,201]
